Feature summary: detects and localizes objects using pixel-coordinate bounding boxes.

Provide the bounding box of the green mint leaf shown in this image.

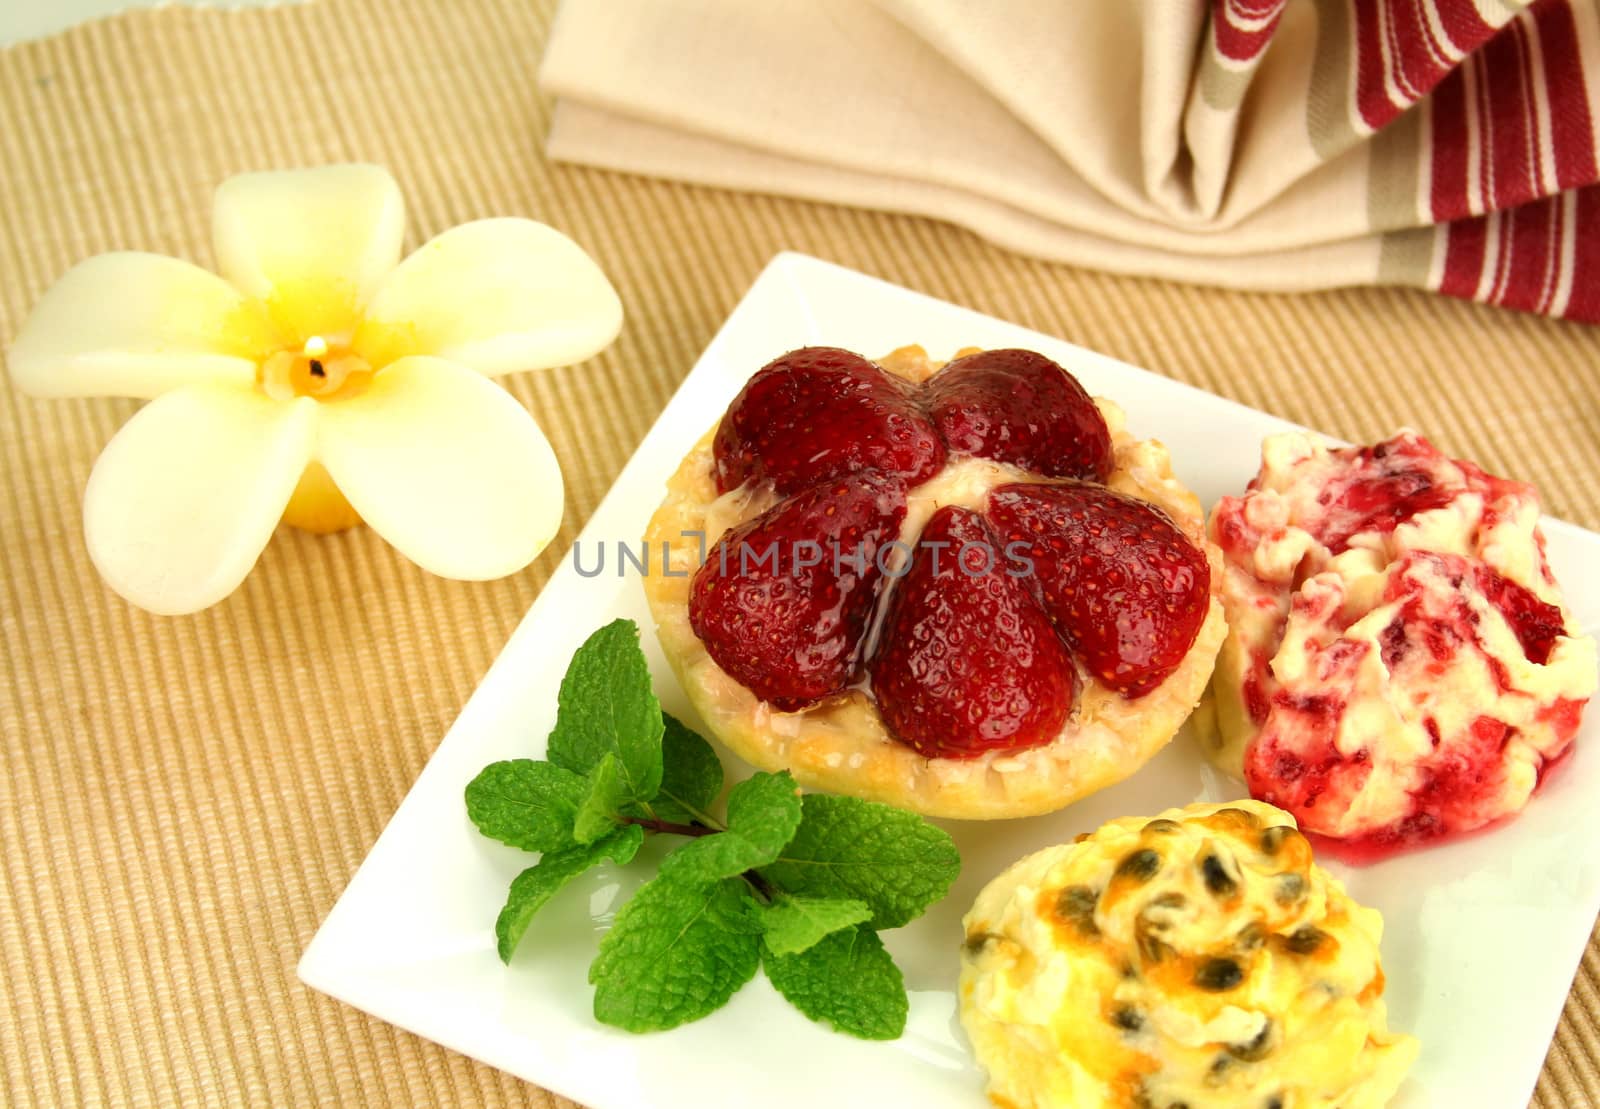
[756,894,873,957]
[572,753,628,844]
[763,925,907,1040]
[495,824,643,963]
[465,759,588,853]
[589,872,760,1032]
[760,794,960,928]
[545,620,664,808]
[650,714,724,825]
[660,771,803,882]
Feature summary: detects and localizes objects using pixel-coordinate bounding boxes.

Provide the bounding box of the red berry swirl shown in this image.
[1207,430,1596,853]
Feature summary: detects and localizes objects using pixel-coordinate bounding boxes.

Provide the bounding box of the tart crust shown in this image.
[642,346,1227,819]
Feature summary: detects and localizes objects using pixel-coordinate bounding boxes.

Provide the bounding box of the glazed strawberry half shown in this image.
[713,347,945,495]
[869,507,1077,758]
[689,470,907,710]
[687,345,1214,761]
[988,482,1212,698]
[925,348,1113,482]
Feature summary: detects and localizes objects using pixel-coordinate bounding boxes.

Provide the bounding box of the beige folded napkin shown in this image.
[541,0,1600,322]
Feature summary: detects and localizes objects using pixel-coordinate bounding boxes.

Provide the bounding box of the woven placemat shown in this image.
[1,1,1597,1105]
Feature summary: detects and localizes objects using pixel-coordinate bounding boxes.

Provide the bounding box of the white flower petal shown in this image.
[355,218,622,376]
[212,164,404,340]
[8,252,276,399]
[316,356,563,579]
[84,384,316,615]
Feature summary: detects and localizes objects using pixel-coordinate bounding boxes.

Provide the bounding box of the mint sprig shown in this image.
[764,925,907,1040]
[496,824,643,961]
[759,793,962,929]
[651,714,724,826]
[660,770,802,882]
[463,618,961,1040]
[590,874,761,1032]
[756,894,873,957]
[545,618,664,807]
[464,759,587,853]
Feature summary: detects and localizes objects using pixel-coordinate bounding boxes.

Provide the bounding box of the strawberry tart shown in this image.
[1204,430,1597,851]
[642,345,1226,819]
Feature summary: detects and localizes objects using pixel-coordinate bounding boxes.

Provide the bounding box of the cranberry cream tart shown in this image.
[1204,431,1596,852]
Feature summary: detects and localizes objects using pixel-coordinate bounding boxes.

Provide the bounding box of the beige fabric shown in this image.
[0,1,1598,1106]
[540,0,1600,321]
[541,0,1386,290]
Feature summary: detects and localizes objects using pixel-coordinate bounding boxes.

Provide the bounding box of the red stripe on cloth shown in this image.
[1537,190,1564,314]
[1355,0,1507,131]
[1480,18,1539,211]
[1532,0,1599,190]
[1495,197,1556,312]
[1392,0,1442,101]
[1212,0,1287,63]
[1354,0,1394,128]
[1437,0,1496,53]
[1430,65,1473,221]
[1475,51,1495,215]
[1567,185,1600,323]
[1439,210,1489,299]
[1490,208,1513,304]
[1436,187,1600,322]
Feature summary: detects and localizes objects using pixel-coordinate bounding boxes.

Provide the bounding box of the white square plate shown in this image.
[300,252,1600,1109]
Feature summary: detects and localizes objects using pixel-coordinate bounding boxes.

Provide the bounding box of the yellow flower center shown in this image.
[257,335,374,402]
[256,336,372,534]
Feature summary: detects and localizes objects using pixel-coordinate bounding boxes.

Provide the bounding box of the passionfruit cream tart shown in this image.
[1203,431,1597,852]
[642,345,1225,819]
[960,800,1418,1109]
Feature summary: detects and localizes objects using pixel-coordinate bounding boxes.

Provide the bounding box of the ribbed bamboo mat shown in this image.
[1,1,1598,1106]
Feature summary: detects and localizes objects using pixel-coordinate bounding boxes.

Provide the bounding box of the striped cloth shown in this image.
[541,0,1600,322]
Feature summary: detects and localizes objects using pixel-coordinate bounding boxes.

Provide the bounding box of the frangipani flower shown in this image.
[8,164,622,615]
